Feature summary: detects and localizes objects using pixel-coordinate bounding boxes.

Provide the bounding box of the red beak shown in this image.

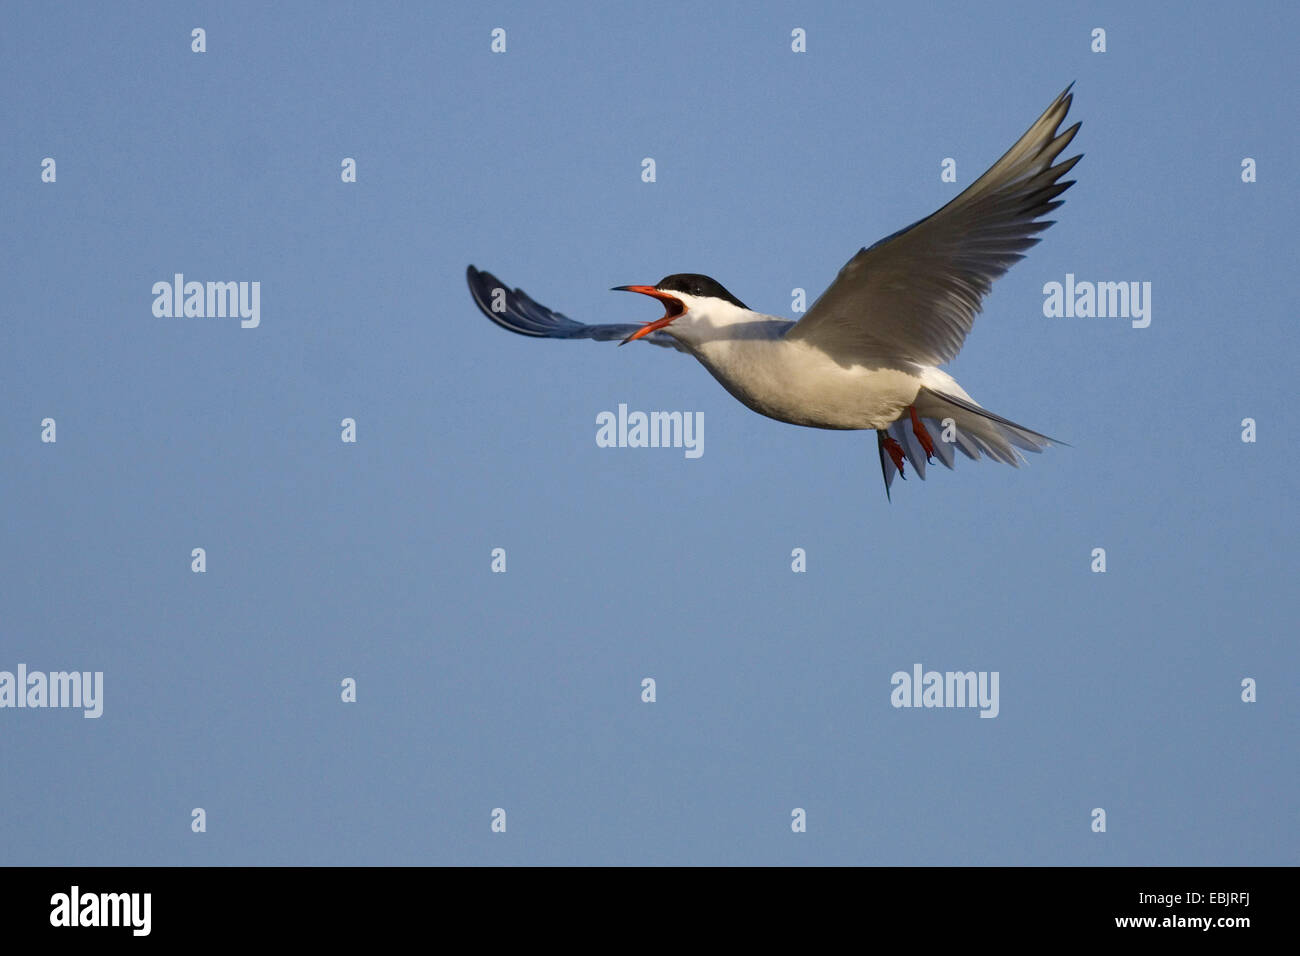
[612,285,686,344]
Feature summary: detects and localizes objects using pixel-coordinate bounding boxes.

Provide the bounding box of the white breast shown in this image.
[670,314,925,430]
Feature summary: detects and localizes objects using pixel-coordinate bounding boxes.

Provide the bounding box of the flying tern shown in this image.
[467,86,1081,496]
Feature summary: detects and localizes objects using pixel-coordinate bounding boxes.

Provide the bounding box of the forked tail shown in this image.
[876,387,1061,498]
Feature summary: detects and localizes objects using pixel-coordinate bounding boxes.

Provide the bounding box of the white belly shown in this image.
[688,335,924,430]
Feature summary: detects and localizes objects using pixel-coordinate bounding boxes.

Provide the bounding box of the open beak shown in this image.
[612,285,686,345]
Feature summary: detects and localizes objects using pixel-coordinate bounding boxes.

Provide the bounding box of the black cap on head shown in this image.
[655,274,747,309]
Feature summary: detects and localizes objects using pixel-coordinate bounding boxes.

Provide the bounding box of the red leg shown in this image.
[908,406,936,462]
[883,435,907,475]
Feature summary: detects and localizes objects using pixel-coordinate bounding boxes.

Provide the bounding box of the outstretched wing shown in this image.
[466,266,687,352]
[787,85,1082,368]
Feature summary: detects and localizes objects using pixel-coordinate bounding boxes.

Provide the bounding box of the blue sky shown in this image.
[1,1,1295,865]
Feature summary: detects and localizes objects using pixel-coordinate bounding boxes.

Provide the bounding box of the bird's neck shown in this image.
[666,304,790,349]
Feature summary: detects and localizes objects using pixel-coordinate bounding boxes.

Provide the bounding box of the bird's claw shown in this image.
[908,406,937,462]
[883,436,907,477]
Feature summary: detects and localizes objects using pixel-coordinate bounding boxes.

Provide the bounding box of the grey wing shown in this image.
[787,85,1082,368]
[466,266,687,352]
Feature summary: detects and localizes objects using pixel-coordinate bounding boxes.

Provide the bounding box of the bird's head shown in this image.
[613,274,748,344]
